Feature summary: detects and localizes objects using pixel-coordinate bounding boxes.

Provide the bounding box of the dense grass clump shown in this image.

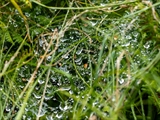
[0,0,160,119]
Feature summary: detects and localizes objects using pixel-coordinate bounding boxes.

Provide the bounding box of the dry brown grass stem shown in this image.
[19,29,59,99]
[116,50,131,104]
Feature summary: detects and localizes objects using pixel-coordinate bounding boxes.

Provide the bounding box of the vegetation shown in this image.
[0,0,160,119]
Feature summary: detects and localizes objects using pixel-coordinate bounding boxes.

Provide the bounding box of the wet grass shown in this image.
[0,0,160,120]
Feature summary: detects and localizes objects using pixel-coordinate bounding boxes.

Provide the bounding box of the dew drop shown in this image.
[56,113,63,119]
[69,90,73,95]
[46,56,52,61]
[76,48,83,55]
[119,78,124,84]
[59,87,71,91]
[38,79,45,85]
[143,43,150,49]
[13,22,18,27]
[132,31,139,37]
[75,57,82,63]
[100,3,106,6]
[125,35,132,39]
[90,21,97,26]
[33,93,41,99]
[23,115,27,119]
[46,115,53,120]
[122,42,130,47]
[112,96,116,102]
[25,12,30,17]
[60,38,68,42]
[62,54,69,59]
[5,104,11,112]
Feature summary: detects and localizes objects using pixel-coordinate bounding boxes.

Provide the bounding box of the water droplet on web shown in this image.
[13,22,18,27]
[132,38,137,43]
[70,36,74,40]
[46,56,52,61]
[57,82,62,86]
[39,39,44,47]
[46,115,53,120]
[59,87,71,91]
[122,42,130,47]
[60,38,68,42]
[38,79,45,84]
[119,78,124,84]
[15,9,19,14]
[25,12,30,17]
[136,80,141,85]
[36,109,46,118]
[75,57,82,63]
[34,50,39,56]
[33,93,41,99]
[23,115,27,119]
[19,85,24,89]
[69,90,73,95]
[62,54,69,59]
[80,86,85,90]
[90,21,97,26]
[5,104,11,112]
[56,113,63,119]
[93,101,98,106]
[143,42,150,49]
[19,72,25,77]
[45,96,52,100]
[125,35,132,39]
[100,3,106,6]
[9,19,12,23]
[76,48,83,55]
[59,66,68,73]
[132,31,139,37]
[59,102,71,111]
[112,96,116,102]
